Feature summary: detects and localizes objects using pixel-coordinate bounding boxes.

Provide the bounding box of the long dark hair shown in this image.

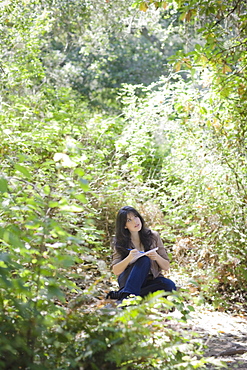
[114,206,155,258]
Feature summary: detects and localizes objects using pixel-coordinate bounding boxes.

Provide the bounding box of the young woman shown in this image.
[110,206,176,303]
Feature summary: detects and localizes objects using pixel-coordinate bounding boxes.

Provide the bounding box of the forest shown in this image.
[0,0,247,369]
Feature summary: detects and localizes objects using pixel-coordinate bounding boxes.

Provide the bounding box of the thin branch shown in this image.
[206,38,247,64]
[210,0,242,30]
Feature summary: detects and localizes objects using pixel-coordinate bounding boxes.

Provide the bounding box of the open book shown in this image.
[129,247,158,264]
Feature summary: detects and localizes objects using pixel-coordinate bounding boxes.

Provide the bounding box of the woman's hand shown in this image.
[112,248,142,275]
[147,250,170,271]
[146,250,159,261]
[129,248,142,261]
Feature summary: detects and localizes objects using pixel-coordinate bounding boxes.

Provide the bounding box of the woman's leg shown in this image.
[140,276,176,297]
[118,256,151,296]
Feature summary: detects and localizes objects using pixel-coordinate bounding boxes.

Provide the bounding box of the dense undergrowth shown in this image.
[1,0,247,368]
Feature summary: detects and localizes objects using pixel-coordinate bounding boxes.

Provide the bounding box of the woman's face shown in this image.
[125,213,142,233]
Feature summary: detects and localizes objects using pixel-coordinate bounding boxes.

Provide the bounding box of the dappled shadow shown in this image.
[204,332,247,369]
[184,309,247,370]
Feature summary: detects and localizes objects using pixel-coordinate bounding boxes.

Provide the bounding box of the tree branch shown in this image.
[211,0,242,29]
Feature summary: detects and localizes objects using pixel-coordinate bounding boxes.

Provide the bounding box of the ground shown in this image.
[99,273,247,369]
[171,304,247,369]
[78,258,247,369]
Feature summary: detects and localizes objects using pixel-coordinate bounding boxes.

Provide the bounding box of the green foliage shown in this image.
[0,148,89,367]
[0,0,247,367]
[115,70,247,299]
[35,291,219,370]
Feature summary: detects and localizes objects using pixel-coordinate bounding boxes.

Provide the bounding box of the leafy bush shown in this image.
[33,291,219,370]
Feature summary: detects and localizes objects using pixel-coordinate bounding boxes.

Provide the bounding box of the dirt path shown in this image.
[169,305,247,369]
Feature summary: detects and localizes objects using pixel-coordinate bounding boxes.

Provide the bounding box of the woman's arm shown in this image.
[112,249,141,275]
[146,251,170,271]
[147,231,170,271]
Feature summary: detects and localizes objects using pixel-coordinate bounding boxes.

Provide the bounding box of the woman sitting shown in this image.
[109,206,176,304]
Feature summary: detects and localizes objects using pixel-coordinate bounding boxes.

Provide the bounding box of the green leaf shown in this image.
[14,164,31,179]
[48,201,59,207]
[1,229,24,249]
[0,261,8,268]
[47,284,65,300]
[60,204,84,212]
[78,178,89,191]
[74,168,85,176]
[0,178,8,193]
[0,253,10,263]
[187,305,195,312]
[43,185,50,195]
[75,194,87,203]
